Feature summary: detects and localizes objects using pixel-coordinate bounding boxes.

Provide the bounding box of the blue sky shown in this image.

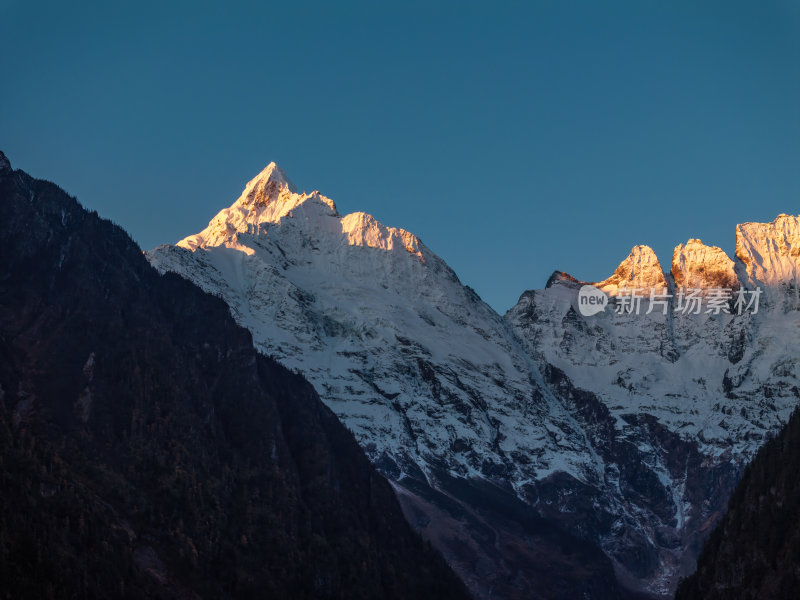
[1,0,798,311]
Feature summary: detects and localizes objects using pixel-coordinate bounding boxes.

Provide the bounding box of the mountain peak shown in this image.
[0,150,11,173]
[176,162,338,251]
[545,270,582,289]
[595,245,667,294]
[672,239,738,290]
[241,161,297,202]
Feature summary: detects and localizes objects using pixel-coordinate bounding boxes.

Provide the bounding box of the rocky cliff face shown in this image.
[0,152,468,600]
[147,162,800,599]
[736,214,800,287]
[595,245,668,294]
[671,239,738,290]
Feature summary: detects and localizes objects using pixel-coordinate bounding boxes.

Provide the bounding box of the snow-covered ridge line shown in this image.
[556,214,800,296]
[176,161,426,262]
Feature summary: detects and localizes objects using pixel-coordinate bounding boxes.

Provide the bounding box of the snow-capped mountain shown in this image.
[147,163,800,599]
[149,163,593,485]
[510,231,799,463]
[506,232,800,595]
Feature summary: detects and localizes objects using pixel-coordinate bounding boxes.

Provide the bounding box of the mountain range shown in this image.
[3,150,798,599]
[147,162,800,599]
[0,151,468,599]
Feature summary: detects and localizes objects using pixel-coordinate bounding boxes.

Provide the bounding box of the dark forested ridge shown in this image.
[0,150,468,599]
[675,407,800,600]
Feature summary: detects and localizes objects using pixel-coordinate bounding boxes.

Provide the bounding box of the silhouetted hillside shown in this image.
[676,407,800,600]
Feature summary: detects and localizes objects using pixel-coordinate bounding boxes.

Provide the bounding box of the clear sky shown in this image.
[1,0,798,312]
